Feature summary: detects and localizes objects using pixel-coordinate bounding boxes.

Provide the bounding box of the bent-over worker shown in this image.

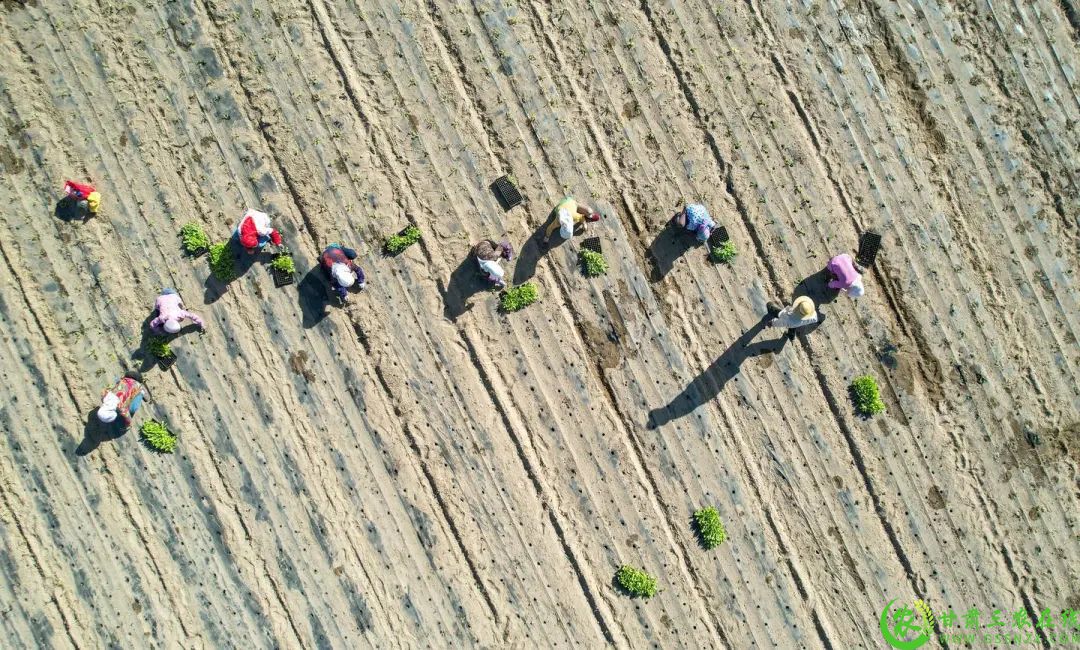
[473,238,513,288]
[97,371,145,427]
[63,180,101,216]
[149,288,205,334]
[542,197,599,245]
[674,203,715,243]
[320,243,365,302]
[234,208,283,254]
[826,253,865,298]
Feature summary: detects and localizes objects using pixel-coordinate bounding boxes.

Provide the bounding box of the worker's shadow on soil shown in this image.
[512,209,571,286]
[75,411,127,457]
[646,220,696,283]
[791,268,841,309]
[299,267,335,328]
[131,313,202,372]
[202,244,261,304]
[646,316,789,429]
[441,255,491,322]
[54,197,91,222]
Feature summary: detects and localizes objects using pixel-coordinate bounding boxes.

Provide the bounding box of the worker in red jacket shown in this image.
[233,208,283,254]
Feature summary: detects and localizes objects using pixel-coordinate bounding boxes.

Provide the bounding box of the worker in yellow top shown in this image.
[542,197,600,246]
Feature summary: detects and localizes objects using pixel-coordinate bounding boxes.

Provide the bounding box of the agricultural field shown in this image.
[1,0,1078,647]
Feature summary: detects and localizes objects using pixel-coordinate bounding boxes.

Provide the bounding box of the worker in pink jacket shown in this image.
[826,253,865,298]
[149,289,205,334]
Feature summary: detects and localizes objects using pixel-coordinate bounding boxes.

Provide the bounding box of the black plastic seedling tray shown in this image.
[582,237,602,254]
[708,226,730,247]
[857,231,882,267]
[272,268,295,288]
[271,247,296,287]
[158,354,177,370]
[491,175,523,210]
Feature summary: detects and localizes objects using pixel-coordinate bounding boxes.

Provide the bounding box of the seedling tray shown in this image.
[582,237,602,254]
[857,231,882,267]
[158,354,177,370]
[189,248,207,258]
[271,267,295,288]
[708,226,730,246]
[491,175,523,210]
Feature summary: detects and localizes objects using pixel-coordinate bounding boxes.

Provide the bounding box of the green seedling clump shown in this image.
[500,282,539,312]
[208,241,236,282]
[148,336,173,359]
[384,225,422,254]
[140,419,177,454]
[179,222,210,254]
[709,240,737,264]
[580,249,608,277]
[694,506,728,549]
[615,565,657,598]
[270,254,296,275]
[851,375,886,416]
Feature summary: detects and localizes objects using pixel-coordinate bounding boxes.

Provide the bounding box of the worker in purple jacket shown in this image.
[826,253,865,298]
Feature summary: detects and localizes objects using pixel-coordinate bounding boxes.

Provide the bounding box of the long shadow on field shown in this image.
[299,267,334,328]
[441,255,491,322]
[202,241,261,304]
[75,410,128,457]
[512,208,570,286]
[646,315,788,429]
[646,218,696,283]
[792,267,841,309]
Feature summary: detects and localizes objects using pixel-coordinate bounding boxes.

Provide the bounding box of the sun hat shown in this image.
[87,192,101,213]
[332,263,355,288]
[97,393,120,423]
[793,296,816,318]
[847,276,865,298]
[163,319,181,334]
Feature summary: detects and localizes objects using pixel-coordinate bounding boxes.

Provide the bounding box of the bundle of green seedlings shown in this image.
[709,240,737,264]
[693,506,728,549]
[500,282,538,312]
[140,419,177,454]
[270,253,296,275]
[850,375,886,416]
[179,222,210,255]
[208,241,235,282]
[147,336,174,359]
[579,248,608,277]
[384,225,422,254]
[615,565,658,598]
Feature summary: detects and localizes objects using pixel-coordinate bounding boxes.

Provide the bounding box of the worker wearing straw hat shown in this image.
[767,296,823,339]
